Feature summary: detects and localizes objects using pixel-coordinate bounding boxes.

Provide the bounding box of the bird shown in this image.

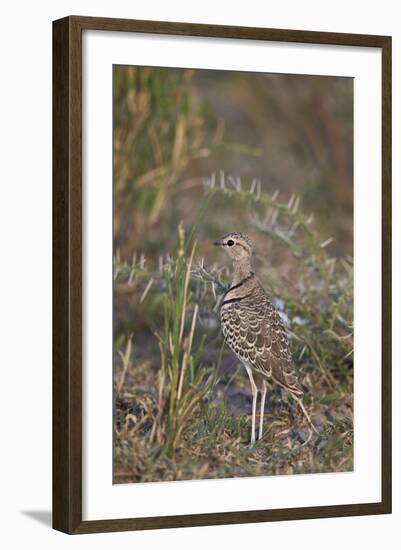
[214,232,317,445]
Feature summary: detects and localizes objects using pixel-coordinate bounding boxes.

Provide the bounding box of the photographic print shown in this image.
[112,65,354,484]
[53,16,391,533]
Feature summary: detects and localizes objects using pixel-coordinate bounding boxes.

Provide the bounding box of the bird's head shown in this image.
[213,232,253,262]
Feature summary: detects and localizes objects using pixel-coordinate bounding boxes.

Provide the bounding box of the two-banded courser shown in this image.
[214,232,317,445]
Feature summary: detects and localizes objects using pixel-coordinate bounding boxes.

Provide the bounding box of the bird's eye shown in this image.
[227,239,235,246]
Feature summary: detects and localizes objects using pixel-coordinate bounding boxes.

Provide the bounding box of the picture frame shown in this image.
[53,15,392,534]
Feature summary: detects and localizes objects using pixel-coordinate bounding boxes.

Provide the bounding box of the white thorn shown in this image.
[140,278,154,303]
[320,237,334,248]
[210,172,216,189]
[128,269,135,286]
[271,189,279,201]
[220,170,225,190]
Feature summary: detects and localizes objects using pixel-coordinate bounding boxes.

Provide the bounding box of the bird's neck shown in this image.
[232,258,253,286]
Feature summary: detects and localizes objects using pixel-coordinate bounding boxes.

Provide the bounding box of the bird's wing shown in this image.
[234,292,303,397]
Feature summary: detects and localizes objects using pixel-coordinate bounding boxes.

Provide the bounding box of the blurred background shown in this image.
[113,66,353,263]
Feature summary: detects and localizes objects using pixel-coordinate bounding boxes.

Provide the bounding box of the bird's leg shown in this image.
[244,363,258,445]
[292,394,319,435]
[258,379,267,440]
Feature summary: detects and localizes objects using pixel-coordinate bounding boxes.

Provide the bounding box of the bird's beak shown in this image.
[214,240,222,246]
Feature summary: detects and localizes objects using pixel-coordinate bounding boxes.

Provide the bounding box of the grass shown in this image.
[154,226,216,456]
[113,178,353,483]
[113,66,353,260]
[113,66,221,258]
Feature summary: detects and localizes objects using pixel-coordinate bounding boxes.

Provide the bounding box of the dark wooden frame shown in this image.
[53,15,392,534]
